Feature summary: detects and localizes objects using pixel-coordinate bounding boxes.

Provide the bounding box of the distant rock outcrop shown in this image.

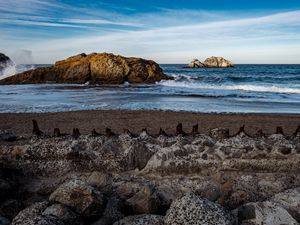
[0,53,170,85]
[186,56,234,68]
[186,59,205,68]
[0,53,13,75]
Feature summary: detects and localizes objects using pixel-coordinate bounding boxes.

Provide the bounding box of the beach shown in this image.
[1,109,299,137]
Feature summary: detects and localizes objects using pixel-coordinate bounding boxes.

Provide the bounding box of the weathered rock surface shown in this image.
[1,126,300,225]
[0,53,13,75]
[204,56,234,68]
[11,201,64,225]
[271,188,300,222]
[186,59,205,68]
[113,214,164,225]
[0,53,170,84]
[49,179,104,218]
[236,201,299,225]
[186,56,234,68]
[43,204,82,225]
[165,192,235,225]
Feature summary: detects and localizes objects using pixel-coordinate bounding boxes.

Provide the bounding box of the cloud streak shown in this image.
[1,1,300,64]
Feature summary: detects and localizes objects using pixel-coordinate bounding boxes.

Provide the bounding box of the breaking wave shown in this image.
[159,78,300,94]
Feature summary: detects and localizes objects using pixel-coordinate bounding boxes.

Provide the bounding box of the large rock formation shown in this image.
[0,53,170,84]
[186,56,234,68]
[0,53,13,75]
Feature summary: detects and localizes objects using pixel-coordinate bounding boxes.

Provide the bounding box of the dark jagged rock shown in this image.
[141,128,149,136]
[235,125,250,137]
[176,123,185,135]
[123,129,133,137]
[92,129,100,136]
[32,120,43,136]
[53,128,61,137]
[0,53,13,75]
[255,129,265,138]
[276,126,284,135]
[0,53,170,85]
[105,128,115,137]
[293,125,300,137]
[192,124,199,134]
[72,128,80,138]
[159,128,168,136]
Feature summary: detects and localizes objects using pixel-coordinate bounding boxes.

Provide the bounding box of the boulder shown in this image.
[43,204,82,225]
[165,193,235,225]
[11,201,64,225]
[0,53,13,75]
[271,188,300,221]
[203,56,234,68]
[113,214,164,225]
[49,179,104,218]
[126,184,159,214]
[236,201,299,225]
[186,59,205,68]
[0,53,170,84]
[92,197,124,225]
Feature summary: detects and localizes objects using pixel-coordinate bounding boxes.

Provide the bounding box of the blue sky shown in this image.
[1,0,300,64]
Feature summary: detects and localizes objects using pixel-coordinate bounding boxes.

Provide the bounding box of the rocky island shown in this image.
[186,56,234,68]
[0,53,170,85]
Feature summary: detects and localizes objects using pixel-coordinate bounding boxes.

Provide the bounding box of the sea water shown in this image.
[0,64,299,113]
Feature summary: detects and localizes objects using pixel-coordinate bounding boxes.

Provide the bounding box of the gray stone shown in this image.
[49,179,104,218]
[113,214,164,225]
[165,193,235,225]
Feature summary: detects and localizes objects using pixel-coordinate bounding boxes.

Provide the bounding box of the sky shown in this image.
[0,0,300,64]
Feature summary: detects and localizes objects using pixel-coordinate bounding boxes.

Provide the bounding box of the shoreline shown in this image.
[1,109,299,137]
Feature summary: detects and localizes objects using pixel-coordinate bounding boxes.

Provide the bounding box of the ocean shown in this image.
[0,64,299,113]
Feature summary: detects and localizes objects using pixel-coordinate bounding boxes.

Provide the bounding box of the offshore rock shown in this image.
[186,56,234,68]
[204,56,234,68]
[0,53,170,84]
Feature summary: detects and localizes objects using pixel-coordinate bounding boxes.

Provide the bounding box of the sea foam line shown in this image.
[159,80,300,94]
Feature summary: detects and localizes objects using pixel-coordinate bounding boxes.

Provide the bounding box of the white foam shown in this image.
[159,80,300,94]
[0,63,35,80]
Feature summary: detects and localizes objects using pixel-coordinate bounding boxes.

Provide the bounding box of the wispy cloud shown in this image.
[60,19,143,27]
[1,0,300,64]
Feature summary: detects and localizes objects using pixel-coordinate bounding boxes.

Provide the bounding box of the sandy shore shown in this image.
[0,110,299,137]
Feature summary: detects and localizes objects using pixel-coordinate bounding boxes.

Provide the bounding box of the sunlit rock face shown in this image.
[0,53,171,85]
[186,56,234,68]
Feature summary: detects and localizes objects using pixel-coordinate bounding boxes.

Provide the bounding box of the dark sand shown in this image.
[0,110,299,137]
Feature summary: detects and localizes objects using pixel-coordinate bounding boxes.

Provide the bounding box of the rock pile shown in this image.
[186,56,234,68]
[1,123,300,224]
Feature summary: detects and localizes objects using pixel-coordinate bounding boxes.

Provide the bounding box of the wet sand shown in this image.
[0,110,299,137]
